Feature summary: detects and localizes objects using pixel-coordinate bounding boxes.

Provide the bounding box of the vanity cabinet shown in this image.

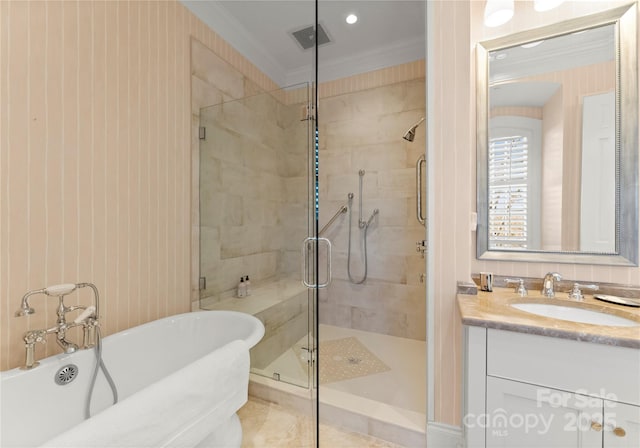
[605,402,640,447]
[486,377,602,447]
[464,326,640,448]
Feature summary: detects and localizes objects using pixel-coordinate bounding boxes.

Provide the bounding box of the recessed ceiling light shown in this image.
[495,53,508,60]
[346,14,358,25]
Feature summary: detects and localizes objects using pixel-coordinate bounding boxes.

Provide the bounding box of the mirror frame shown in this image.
[476,4,638,266]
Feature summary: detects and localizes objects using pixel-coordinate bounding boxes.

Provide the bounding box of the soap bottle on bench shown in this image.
[245,276,251,296]
[237,277,247,298]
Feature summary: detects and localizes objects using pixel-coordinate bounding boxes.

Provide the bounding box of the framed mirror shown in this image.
[476,4,638,266]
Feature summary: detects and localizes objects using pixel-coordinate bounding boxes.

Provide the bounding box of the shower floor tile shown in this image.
[315,336,391,384]
[257,324,426,415]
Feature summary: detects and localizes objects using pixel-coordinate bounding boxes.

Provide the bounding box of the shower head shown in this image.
[402,117,425,142]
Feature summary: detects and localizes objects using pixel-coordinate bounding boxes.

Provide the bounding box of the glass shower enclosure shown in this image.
[198,83,317,389]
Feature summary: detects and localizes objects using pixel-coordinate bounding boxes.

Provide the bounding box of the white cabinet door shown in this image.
[604,401,640,447]
[487,377,602,448]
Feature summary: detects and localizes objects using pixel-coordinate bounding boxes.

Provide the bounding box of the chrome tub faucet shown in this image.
[15,283,100,369]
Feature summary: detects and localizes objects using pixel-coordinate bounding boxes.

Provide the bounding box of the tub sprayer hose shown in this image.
[85,326,118,419]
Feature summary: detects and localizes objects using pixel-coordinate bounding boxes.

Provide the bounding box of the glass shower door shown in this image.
[315,1,427,445]
[198,83,317,389]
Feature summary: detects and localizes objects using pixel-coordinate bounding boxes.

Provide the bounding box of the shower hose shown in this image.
[85,326,119,419]
[347,194,370,284]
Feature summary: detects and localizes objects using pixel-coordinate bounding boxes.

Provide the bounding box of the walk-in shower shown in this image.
[192,0,427,445]
[198,81,427,445]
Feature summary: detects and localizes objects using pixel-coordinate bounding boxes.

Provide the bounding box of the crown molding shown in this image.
[285,36,425,86]
[183,1,425,89]
[181,1,288,87]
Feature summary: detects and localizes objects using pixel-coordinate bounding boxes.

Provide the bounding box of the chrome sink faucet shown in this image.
[541,272,562,298]
[15,283,100,369]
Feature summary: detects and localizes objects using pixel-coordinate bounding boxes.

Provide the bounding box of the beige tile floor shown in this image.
[239,397,404,448]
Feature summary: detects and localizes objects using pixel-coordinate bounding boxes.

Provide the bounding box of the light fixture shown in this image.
[346,14,358,25]
[533,0,564,12]
[484,0,514,28]
[521,40,544,48]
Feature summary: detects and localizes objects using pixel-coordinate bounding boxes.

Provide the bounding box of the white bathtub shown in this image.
[0,310,264,448]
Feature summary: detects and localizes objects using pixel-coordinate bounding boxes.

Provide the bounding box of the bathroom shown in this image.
[1,0,639,447]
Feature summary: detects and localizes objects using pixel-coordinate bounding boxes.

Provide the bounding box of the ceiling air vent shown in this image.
[290,23,331,50]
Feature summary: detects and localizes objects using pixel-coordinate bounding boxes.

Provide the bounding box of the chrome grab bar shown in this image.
[302,237,332,288]
[416,154,426,226]
[319,204,348,236]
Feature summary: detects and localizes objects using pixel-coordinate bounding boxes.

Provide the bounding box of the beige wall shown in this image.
[431,0,640,426]
[0,0,277,371]
[317,64,426,340]
[490,106,542,119]
[542,86,564,250]
[430,0,472,426]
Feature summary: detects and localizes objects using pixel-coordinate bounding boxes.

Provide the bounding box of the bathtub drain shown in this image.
[55,364,79,385]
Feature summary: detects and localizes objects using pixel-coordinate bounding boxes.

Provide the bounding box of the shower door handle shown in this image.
[317,237,332,288]
[302,237,332,288]
[416,154,426,226]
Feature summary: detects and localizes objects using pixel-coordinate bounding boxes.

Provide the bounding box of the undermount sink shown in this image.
[511,302,640,327]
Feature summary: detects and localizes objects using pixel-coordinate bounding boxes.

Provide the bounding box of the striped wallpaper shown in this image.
[0,0,277,371]
[318,60,425,99]
[430,0,470,426]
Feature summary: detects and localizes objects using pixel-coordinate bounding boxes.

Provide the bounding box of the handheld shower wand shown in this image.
[347,170,380,284]
[366,209,379,227]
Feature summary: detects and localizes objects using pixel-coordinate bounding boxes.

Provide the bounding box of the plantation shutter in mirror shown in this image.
[488,135,528,249]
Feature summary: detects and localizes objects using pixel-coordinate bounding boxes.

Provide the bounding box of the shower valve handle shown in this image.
[416,240,427,258]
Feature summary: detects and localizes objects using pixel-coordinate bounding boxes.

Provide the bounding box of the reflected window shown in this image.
[488,134,529,249]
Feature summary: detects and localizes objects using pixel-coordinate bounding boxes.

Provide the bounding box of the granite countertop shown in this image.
[457,288,640,349]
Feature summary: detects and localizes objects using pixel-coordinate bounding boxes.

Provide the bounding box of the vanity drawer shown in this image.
[486,329,640,406]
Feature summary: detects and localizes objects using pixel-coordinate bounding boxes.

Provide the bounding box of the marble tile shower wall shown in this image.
[318,79,427,340]
[196,50,309,303]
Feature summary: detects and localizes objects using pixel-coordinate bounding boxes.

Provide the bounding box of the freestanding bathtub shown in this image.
[0,310,264,448]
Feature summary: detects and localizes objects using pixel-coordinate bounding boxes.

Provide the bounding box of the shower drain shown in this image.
[55,364,79,385]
